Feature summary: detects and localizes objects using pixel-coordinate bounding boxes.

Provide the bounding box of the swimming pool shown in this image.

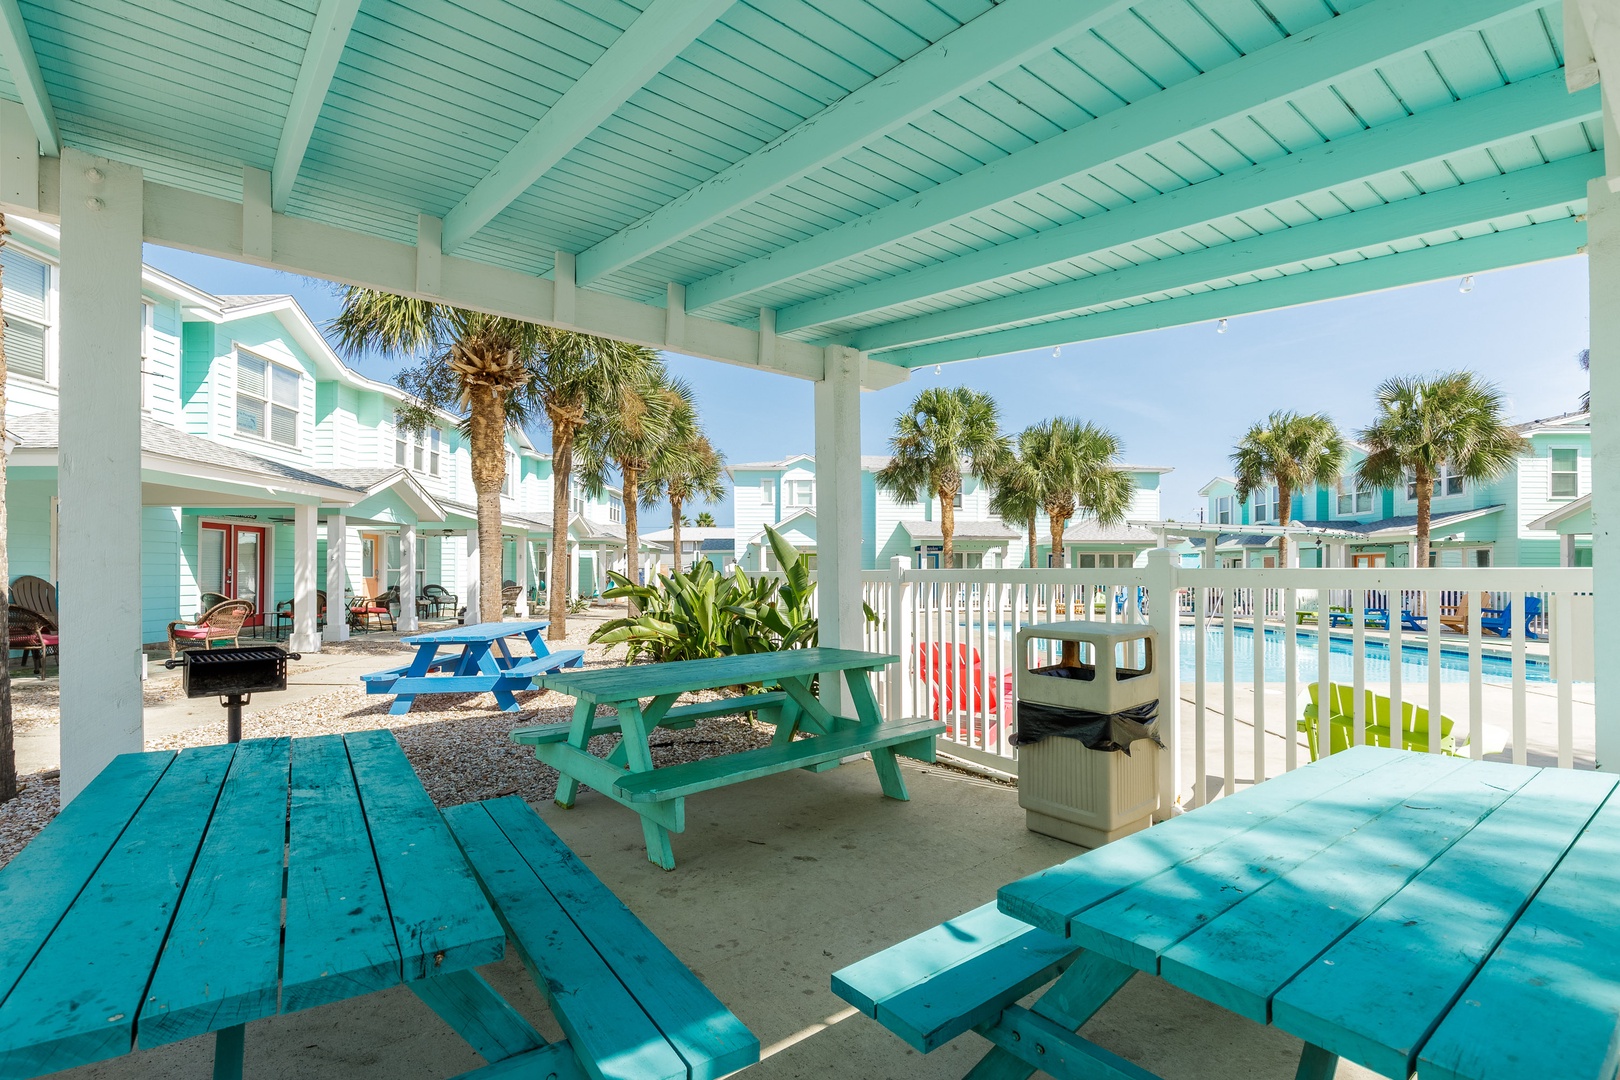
[1178,623,1555,685]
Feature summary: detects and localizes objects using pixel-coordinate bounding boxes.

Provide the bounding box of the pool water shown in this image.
[1178,623,1554,685]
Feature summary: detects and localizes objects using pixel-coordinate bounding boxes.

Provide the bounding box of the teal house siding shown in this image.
[140,508,183,643]
[5,473,54,582]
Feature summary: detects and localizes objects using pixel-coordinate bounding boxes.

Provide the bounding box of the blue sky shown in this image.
[142,245,1592,529]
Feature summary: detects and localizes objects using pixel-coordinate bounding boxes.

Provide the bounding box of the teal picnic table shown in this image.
[835,746,1620,1080]
[361,619,583,714]
[0,731,757,1080]
[513,647,945,870]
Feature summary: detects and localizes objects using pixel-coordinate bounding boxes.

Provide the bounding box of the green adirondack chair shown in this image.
[1300,682,1459,761]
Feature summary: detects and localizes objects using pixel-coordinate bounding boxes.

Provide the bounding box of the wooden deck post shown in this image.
[398,521,419,632]
[57,149,144,802]
[1146,547,1182,818]
[1589,167,1620,774]
[463,528,480,623]
[513,533,529,617]
[323,512,349,642]
[290,503,320,651]
[815,344,863,715]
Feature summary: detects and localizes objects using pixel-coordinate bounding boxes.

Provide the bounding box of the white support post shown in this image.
[597,543,608,595]
[290,504,320,652]
[324,512,349,642]
[815,345,863,713]
[887,555,910,720]
[1562,532,1577,568]
[57,149,144,803]
[463,529,481,624]
[398,522,419,633]
[569,540,581,601]
[1590,173,1620,773]
[1146,548,1183,818]
[514,536,530,617]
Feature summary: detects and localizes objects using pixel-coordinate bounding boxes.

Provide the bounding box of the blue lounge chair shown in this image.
[1478,595,1543,640]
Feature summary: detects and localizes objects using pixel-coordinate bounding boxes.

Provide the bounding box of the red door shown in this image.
[199,523,268,626]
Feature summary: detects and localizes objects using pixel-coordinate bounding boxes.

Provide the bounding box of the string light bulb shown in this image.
[1217,318,1228,334]
[1459,275,1474,294]
[1052,346,1062,358]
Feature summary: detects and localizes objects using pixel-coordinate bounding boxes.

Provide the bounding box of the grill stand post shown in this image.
[222,694,248,744]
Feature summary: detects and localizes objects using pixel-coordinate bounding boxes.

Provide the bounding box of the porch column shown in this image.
[324,512,349,642]
[1285,532,1300,569]
[58,149,144,802]
[464,529,481,623]
[514,536,530,617]
[597,543,608,593]
[1562,532,1578,568]
[398,523,419,633]
[1589,170,1620,772]
[569,541,581,601]
[815,345,863,711]
[290,504,320,652]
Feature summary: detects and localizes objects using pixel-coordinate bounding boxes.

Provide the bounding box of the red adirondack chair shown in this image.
[917,642,1015,744]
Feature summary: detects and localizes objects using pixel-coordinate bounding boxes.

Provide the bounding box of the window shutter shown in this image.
[269,404,297,446]
[5,319,45,379]
[237,354,266,397]
[1,249,49,322]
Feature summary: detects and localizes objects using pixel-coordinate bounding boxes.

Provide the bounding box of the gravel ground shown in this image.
[0,606,777,867]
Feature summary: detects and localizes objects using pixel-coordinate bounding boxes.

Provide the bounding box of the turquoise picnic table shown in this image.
[835,746,1620,1080]
[513,647,945,870]
[0,731,757,1080]
[361,619,583,715]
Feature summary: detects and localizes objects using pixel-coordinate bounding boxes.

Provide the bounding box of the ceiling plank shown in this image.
[852,151,1600,352]
[0,0,58,156]
[440,0,734,253]
[272,0,362,212]
[874,217,1585,368]
[572,0,1136,287]
[779,74,1599,334]
[687,0,1545,317]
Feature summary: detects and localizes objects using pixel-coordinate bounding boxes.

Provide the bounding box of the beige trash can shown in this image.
[1015,621,1160,848]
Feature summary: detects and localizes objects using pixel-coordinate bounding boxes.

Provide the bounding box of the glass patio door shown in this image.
[198,522,268,624]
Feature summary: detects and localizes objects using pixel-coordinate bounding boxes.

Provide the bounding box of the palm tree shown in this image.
[645,417,724,574]
[874,387,1007,566]
[695,512,717,528]
[1356,372,1526,566]
[986,434,1042,568]
[519,331,658,638]
[578,364,689,610]
[1230,410,1346,567]
[1019,418,1136,567]
[0,214,14,803]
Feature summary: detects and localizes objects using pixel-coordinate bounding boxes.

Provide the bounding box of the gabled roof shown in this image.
[1198,476,1239,496]
[1514,410,1590,435]
[1062,521,1159,544]
[899,519,1018,542]
[1527,494,1591,532]
[320,468,446,523]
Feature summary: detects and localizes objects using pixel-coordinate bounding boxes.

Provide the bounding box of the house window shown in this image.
[429,429,441,476]
[1252,486,1279,523]
[139,302,155,410]
[1215,496,1233,525]
[1,247,51,382]
[760,478,775,505]
[608,495,623,523]
[395,429,407,466]
[1336,478,1373,515]
[1407,466,1464,499]
[395,426,443,475]
[235,350,299,446]
[385,535,402,588]
[416,538,427,593]
[570,483,584,516]
[1550,448,1580,499]
[786,479,814,507]
[503,452,517,497]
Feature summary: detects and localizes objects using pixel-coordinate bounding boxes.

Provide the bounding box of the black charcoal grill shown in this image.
[164,646,301,742]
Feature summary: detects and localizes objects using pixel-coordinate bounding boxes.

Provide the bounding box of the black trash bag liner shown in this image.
[1013,699,1162,753]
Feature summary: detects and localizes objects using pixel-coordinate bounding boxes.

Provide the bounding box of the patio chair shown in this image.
[1479,595,1544,640]
[9,574,57,627]
[917,642,1015,741]
[349,590,397,632]
[501,583,523,615]
[1438,593,1485,634]
[420,583,457,617]
[8,604,57,678]
[1299,682,1459,760]
[167,598,255,658]
[1362,606,1428,633]
[274,591,326,638]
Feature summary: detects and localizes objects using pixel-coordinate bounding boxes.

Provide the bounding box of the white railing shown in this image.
[856,555,1595,813]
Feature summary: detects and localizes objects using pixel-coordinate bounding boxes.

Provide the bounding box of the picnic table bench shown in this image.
[514,647,944,869]
[362,619,583,714]
[835,746,1620,1080]
[0,732,756,1080]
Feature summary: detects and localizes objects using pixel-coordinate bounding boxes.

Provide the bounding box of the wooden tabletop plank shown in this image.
[402,621,546,645]
[482,797,760,1080]
[1068,753,1469,972]
[282,734,402,1014]
[537,648,897,703]
[343,730,505,981]
[137,738,293,1049]
[1276,767,1615,1079]
[998,747,1401,936]
[1416,780,1620,1080]
[1159,758,1539,1022]
[0,745,235,1079]
[0,751,174,1013]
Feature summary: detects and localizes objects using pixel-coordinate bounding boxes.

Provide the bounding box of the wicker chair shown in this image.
[9,604,58,677]
[274,591,326,637]
[349,589,397,632]
[10,575,58,628]
[421,584,457,617]
[198,591,231,617]
[167,598,255,658]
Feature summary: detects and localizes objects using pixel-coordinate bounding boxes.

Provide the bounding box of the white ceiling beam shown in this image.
[440,0,733,253]
[1573,0,1620,189]
[272,0,362,212]
[0,0,58,155]
[572,0,1136,287]
[687,0,1544,316]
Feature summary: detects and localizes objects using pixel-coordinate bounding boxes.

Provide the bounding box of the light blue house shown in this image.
[728,455,1171,571]
[2,218,640,646]
[1196,411,1591,568]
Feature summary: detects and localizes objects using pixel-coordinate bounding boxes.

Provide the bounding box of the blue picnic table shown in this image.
[0,732,757,1080]
[835,746,1620,1080]
[362,619,584,714]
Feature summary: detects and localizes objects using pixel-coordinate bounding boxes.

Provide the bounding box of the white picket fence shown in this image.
[852,555,1595,812]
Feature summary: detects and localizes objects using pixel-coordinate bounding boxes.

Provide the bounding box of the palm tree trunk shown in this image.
[548,422,576,641]
[670,498,683,573]
[1027,518,1037,569]
[940,487,956,567]
[1415,469,1432,568]
[622,465,640,612]
[1049,513,1066,569]
[1277,481,1292,567]
[0,214,14,803]
[468,386,506,626]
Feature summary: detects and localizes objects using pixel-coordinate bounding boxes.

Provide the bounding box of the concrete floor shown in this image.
[58,757,1381,1080]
